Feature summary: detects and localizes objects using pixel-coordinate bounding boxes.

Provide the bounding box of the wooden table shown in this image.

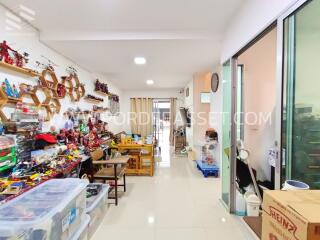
[92,156,129,205]
[115,144,154,176]
[92,156,130,165]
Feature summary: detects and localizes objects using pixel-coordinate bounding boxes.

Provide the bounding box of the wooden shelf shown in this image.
[7,97,22,103]
[94,90,110,96]
[0,61,40,77]
[84,97,104,104]
[93,109,109,113]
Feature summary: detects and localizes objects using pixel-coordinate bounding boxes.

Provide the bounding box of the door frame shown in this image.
[221,58,238,213]
[230,57,238,213]
[220,0,311,213]
[276,0,309,188]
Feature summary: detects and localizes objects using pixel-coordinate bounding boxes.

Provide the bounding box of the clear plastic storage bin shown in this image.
[69,214,90,240]
[0,178,88,240]
[85,184,109,238]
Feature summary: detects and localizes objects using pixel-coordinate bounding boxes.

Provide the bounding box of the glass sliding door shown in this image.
[222,60,232,209]
[282,0,320,189]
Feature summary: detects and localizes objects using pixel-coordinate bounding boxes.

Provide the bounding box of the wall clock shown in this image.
[211,73,219,92]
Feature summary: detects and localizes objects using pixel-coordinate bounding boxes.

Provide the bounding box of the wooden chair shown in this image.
[91,149,128,205]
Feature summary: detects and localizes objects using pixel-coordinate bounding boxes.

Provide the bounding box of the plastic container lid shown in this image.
[0,178,88,225]
[86,184,109,213]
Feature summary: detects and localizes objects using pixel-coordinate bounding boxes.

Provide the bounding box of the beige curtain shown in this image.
[130,98,153,137]
[169,98,177,146]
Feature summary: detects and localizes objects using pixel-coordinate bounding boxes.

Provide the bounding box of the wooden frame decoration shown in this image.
[70,74,81,102]
[19,84,41,108]
[0,63,85,122]
[79,83,86,98]
[61,74,84,102]
[61,75,75,102]
[0,88,12,122]
[38,69,61,119]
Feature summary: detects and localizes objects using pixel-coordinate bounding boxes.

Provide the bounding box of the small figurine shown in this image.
[64,116,74,130]
[94,79,109,94]
[0,119,4,135]
[66,129,76,144]
[13,51,29,68]
[0,41,14,64]
[79,120,88,134]
[1,82,6,93]
[87,117,94,131]
[35,55,58,72]
[57,83,66,98]
[50,126,58,135]
[66,66,77,75]
[12,84,20,98]
[4,79,15,97]
[57,129,67,144]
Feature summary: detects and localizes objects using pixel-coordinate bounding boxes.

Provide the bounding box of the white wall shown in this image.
[0,6,123,133]
[209,66,222,168]
[221,0,298,62]
[121,88,184,133]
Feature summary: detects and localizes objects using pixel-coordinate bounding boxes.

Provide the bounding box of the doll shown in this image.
[57,129,67,144]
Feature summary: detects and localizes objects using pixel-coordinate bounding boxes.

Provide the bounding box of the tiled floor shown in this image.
[92,128,255,240]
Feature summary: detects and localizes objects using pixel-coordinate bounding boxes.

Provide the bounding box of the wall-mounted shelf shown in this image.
[84,97,103,104]
[79,84,86,98]
[94,90,110,96]
[0,88,20,122]
[0,61,41,78]
[39,70,61,114]
[7,97,22,103]
[20,84,41,108]
[61,76,75,102]
[0,62,86,122]
[93,109,109,113]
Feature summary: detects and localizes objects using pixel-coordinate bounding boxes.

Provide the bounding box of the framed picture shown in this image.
[200,92,211,103]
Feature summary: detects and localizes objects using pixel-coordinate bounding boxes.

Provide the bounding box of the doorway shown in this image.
[236,26,278,188]
[222,24,278,214]
[153,99,171,167]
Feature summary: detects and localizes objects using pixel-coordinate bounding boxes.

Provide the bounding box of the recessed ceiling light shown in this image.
[148,216,155,224]
[146,80,154,85]
[134,57,146,65]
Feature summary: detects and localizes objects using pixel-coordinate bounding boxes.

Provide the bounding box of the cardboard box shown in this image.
[262,190,320,240]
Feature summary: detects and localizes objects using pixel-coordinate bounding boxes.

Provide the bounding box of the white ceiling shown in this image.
[1,0,244,90]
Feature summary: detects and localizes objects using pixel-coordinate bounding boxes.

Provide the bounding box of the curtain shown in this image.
[130,98,153,137]
[169,98,177,146]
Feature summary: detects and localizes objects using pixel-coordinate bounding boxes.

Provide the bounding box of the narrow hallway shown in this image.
[92,151,255,240]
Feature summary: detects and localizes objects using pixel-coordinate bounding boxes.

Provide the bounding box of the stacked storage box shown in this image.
[86,183,109,238]
[0,178,88,240]
[69,215,91,240]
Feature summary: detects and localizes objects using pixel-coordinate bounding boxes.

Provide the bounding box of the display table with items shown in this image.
[0,135,90,204]
[0,39,124,239]
[116,143,154,176]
